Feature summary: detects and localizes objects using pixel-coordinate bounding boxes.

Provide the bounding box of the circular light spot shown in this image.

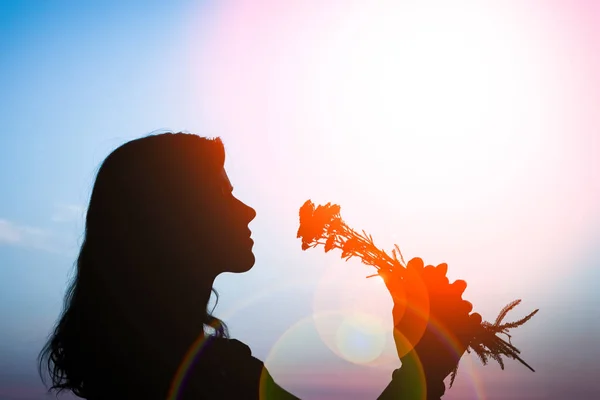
[334,312,386,364]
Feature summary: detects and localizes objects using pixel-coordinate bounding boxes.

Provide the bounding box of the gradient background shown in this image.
[1,0,599,399]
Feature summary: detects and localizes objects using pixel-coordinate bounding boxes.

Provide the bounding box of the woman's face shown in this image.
[205,167,257,274]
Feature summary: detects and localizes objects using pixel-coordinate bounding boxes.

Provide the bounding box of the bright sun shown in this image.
[300,4,552,208]
[199,1,558,221]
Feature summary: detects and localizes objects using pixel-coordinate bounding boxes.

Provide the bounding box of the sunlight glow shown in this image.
[302,4,553,209]
[203,0,581,297]
[192,1,592,397]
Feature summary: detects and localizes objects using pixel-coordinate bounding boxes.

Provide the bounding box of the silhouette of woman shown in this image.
[39,132,481,399]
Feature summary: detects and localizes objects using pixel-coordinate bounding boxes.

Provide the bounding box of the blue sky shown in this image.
[1,1,600,399]
[0,2,214,398]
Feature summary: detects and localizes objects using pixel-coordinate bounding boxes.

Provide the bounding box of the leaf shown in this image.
[490,352,505,370]
[394,244,406,265]
[494,299,522,327]
[470,343,489,366]
[362,230,370,242]
[497,309,539,330]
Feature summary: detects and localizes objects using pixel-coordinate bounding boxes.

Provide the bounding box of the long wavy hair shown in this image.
[39,133,229,398]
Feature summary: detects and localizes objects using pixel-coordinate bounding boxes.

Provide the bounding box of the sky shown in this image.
[1,0,599,399]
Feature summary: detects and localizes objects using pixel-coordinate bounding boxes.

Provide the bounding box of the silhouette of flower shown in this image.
[297,199,538,388]
[297,200,344,252]
[297,200,325,249]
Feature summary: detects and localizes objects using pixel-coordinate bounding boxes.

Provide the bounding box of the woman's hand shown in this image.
[381,258,482,384]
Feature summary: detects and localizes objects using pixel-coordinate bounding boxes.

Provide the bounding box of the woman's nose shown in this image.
[236,198,256,223]
[245,203,256,223]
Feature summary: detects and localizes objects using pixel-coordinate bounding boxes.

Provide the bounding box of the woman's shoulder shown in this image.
[175,337,264,399]
[182,336,299,400]
[210,337,253,354]
[205,337,259,366]
[199,338,263,377]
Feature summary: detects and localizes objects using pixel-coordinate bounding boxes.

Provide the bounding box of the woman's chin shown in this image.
[226,252,255,273]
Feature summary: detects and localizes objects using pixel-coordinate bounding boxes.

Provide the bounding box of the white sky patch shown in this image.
[51,204,85,223]
[0,218,77,255]
[0,219,22,244]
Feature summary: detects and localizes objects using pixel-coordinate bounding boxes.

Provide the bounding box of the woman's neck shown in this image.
[158,279,218,358]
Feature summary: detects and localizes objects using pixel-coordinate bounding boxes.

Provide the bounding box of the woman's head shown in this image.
[40,133,256,396]
[92,133,255,271]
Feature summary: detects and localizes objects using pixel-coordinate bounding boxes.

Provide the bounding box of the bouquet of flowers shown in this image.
[297,200,538,386]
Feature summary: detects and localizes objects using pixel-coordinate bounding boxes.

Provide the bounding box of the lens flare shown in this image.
[311,260,397,367]
[167,320,223,400]
[262,313,394,399]
[333,311,386,364]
